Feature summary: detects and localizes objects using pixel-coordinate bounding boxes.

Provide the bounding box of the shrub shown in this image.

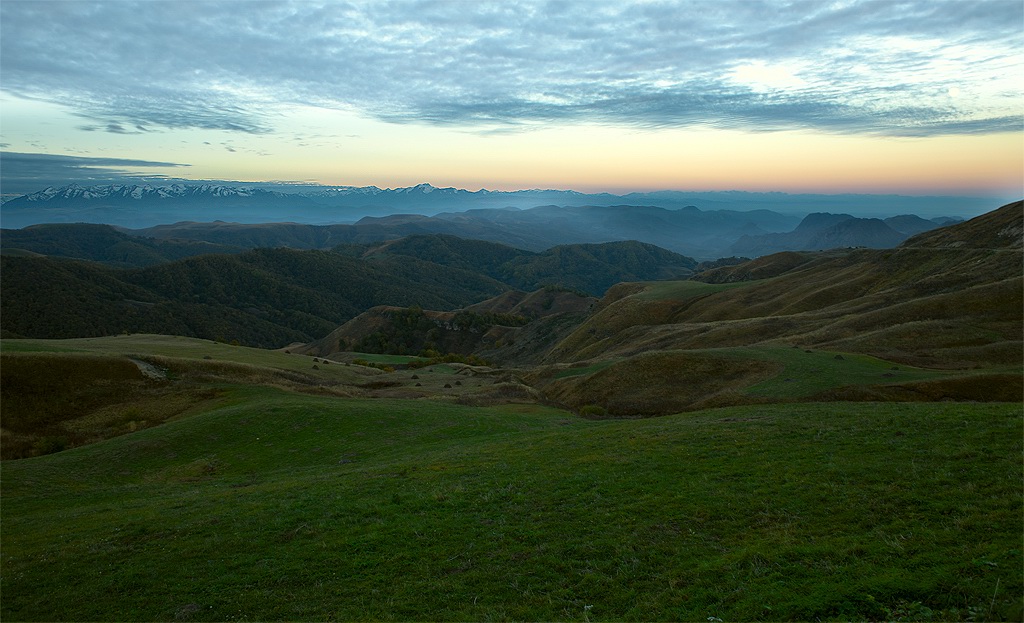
[579,404,607,418]
[32,436,68,456]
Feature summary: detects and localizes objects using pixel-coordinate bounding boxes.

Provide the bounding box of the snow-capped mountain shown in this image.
[1,183,323,229]
[0,181,990,231]
[18,183,279,203]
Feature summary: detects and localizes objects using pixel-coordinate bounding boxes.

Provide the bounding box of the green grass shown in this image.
[0,340,81,353]
[716,346,955,399]
[632,280,752,301]
[3,389,1020,621]
[554,359,621,379]
[545,346,1005,409]
[1,335,365,382]
[349,352,429,364]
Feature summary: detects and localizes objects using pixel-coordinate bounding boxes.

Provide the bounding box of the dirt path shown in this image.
[130,358,168,381]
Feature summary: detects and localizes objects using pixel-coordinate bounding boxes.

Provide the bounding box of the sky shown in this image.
[1,0,1022,199]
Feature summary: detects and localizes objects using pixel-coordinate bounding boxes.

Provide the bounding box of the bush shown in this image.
[32,436,68,456]
[579,404,608,418]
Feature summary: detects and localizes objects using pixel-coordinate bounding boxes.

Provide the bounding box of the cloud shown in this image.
[76,122,151,134]
[0,0,1020,137]
[0,151,189,196]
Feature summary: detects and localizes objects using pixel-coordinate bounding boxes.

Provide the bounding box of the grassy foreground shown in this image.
[2,386,1020,621]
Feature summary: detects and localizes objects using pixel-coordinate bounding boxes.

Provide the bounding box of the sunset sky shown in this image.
[1,0,1021,198]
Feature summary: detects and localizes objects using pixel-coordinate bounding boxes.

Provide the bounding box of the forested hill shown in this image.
[0,249,508,347]
[0,223,245,267]
[350,234,698,295]
[0,237,698,347]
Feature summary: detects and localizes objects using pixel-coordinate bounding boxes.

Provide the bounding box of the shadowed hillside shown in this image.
[0,223,243,267]
[551,201,1022,365]
[729,212,919,257]
[525,202,1022,414]
[0,249,509,346]
[299,287,597,364]
[349,235,698,295]
[1,234,696,349]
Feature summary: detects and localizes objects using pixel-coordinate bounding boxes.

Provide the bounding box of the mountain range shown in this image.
[4,199,962,262]
[1,182,983,257]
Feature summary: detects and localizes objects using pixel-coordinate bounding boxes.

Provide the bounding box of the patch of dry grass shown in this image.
[541,350,778,416]
[0,352,223,459]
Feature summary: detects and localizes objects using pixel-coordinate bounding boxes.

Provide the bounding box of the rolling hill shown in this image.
[727,212,948,257]
[299,287,597,363]
[0,235,696,347]
[554,202,1022,364]
[1,334,1020,620]
[524,201,1021,415]
[0,222,244,267]
[0,249,509,346]
[353,235,698,294]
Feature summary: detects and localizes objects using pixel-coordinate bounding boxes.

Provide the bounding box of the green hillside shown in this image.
[354,235,698,295]
[1,248,508,347]
[550,203,1023,368]
[0,223,244,267]
[0,234,697,347]
[2,365,1020,620]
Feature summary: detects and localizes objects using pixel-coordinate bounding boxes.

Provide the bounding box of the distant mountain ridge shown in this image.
[1,181,988,258]
[3,180,990,223]
[729,212,957,257]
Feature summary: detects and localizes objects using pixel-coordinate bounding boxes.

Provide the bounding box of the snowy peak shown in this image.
[18,183,283,203]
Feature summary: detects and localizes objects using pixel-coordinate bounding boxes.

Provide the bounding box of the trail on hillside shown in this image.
[129,358,167,381]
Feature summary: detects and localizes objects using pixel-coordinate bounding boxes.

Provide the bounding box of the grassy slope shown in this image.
[551,202,1022,369]
[2,387,1020,622]
[0,335,369,381]
[0,336,381,459]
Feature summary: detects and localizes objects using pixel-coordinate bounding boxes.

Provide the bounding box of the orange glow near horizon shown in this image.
[3,95,1021,199]
[290,125,1024,198]
[149,124,1024,198]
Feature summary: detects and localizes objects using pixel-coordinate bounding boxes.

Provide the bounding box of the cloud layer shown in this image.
[1,0,1021,137]
[0,152,188,196]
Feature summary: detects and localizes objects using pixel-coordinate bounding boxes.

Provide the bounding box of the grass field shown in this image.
[1,335,356,379]
[2,382,1021,621]
[719,346,955,398]
[2,334,1022,620]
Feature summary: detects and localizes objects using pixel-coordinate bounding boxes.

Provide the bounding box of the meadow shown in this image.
[1,336,1021,620]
